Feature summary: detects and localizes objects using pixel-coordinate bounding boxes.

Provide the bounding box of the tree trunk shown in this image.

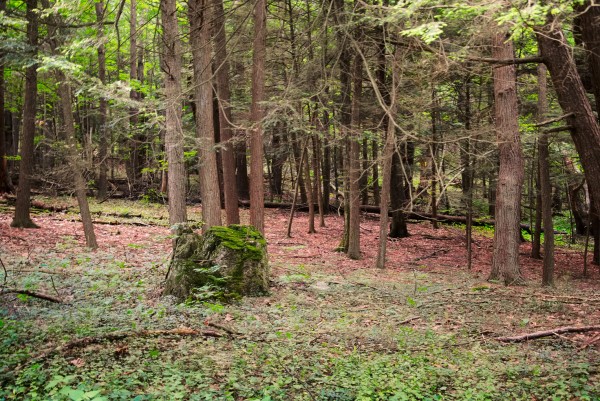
[376,48,398,269]
[189,0,222,230]
[11,0,39,228]
[536,23,600,224]
[303,137,315,233]
[95,0,108,200]
[347,45,362,260]
[212,0,240,224]
[488,33,524,285]
[161,0,187,225]
[56,76,98,249]
[537,64,554,286]
[430,88,439,229]
[249,0,266,233]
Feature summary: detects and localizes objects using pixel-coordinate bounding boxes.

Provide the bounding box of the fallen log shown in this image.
[238,200,537,232]
[1,288,64,303]
[496,325,600,342]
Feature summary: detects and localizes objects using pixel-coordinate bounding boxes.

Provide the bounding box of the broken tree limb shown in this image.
[534,113,575,127]
[1,288,64,303]
[496,325,600,342]
[36,328,223,364]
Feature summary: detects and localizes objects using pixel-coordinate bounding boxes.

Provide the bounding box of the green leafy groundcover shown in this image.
[1,317,597,401]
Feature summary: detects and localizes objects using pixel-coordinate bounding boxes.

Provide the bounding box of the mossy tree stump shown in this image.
[163,224,269,301]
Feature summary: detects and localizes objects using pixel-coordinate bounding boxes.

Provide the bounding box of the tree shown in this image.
[11,0,39,229]
[161,0,187,225]
[95,0,108,200]
[537,64,554,286]
[212,0,240,225]
[189,0,222,230]
[488,33,524,285]
[249,0,266,234]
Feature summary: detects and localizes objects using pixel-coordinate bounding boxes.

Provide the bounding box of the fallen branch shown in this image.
[1,288,64,303]
[398,316,421,325]
[23,327,224,370]
[496,325,600,342]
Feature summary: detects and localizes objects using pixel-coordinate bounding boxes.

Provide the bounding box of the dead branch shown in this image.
[496,325,600,342]
[1,288,64,303]
[34,328,224,362]
[398,316,421,325]
[534,113,575,127]
[467,56,544,65]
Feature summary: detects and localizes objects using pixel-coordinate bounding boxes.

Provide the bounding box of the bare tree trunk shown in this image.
[161,0,187,225]
[249,0,266,233]
[376,48,398,269]
[488,33,524,285]
[0,47,10,194]
[538,64,554,286]
[95,0,108,200]
[189,0,222,230]
[11,0,39,228]
[347,46,362,260]
[303,137,315,233]
[56,77,98,249]
[212,0,239,224]
[536,23,600,223]
[430,88,439,229]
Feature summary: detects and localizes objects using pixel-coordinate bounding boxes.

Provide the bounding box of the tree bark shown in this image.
[376,48,399,269]
[95,0,108,200]
[347,45,362,260]
[537,64,554,286]
[56,76,98,249]
[488,33,524,285]
[536,23,600,225]
[189,0,222,230]
[249,0,266,233]
[161,0,187,225]
[11,0,39,228]
[212,0,240,224]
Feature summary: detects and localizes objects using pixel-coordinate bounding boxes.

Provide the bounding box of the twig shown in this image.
[398,316,420,325]
[0,256,7,288]
[1,288,64,303]
[496,325,600,342]
[204,321,240,337]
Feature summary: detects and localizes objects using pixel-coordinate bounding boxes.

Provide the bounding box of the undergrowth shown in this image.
[0,202,598,400]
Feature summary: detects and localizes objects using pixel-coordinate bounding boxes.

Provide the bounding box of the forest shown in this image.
[1,0,600,399]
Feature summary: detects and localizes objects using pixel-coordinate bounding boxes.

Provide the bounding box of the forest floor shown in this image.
[1,196,599,400]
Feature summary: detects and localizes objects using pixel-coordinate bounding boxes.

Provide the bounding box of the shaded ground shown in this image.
[1,197,599,400]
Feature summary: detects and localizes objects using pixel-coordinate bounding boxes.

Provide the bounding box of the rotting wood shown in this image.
[1,288,64,303]
[496,325,600,342]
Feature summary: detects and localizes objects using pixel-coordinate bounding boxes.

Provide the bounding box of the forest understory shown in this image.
[0,197,599,400]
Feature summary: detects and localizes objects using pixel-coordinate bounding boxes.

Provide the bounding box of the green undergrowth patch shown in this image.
[1,206,599,400]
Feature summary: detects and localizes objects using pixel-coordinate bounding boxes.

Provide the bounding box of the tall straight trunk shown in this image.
[537,64,554,286]
[536,23,600,224]
[313,135,326,227]
[347,48,362,260]
[430,88,439,229]
[0,0,10,193]
[12,0,39,228]
[189,0,222,230]
[0,51,10,194]
[212,0,239,224]
[249,0,266,233]
[95,0,108,200]
[291,131,307,203]
[161,0,187,225]
[127,0,143,186]
[489,33,524,285]
[303,137,315,233]
[376,48,399,269]
[56,75,98,249]
[532,162,542,259]
[360,137,368,204]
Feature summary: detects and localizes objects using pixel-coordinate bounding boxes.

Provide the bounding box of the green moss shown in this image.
[207,225,267,262]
